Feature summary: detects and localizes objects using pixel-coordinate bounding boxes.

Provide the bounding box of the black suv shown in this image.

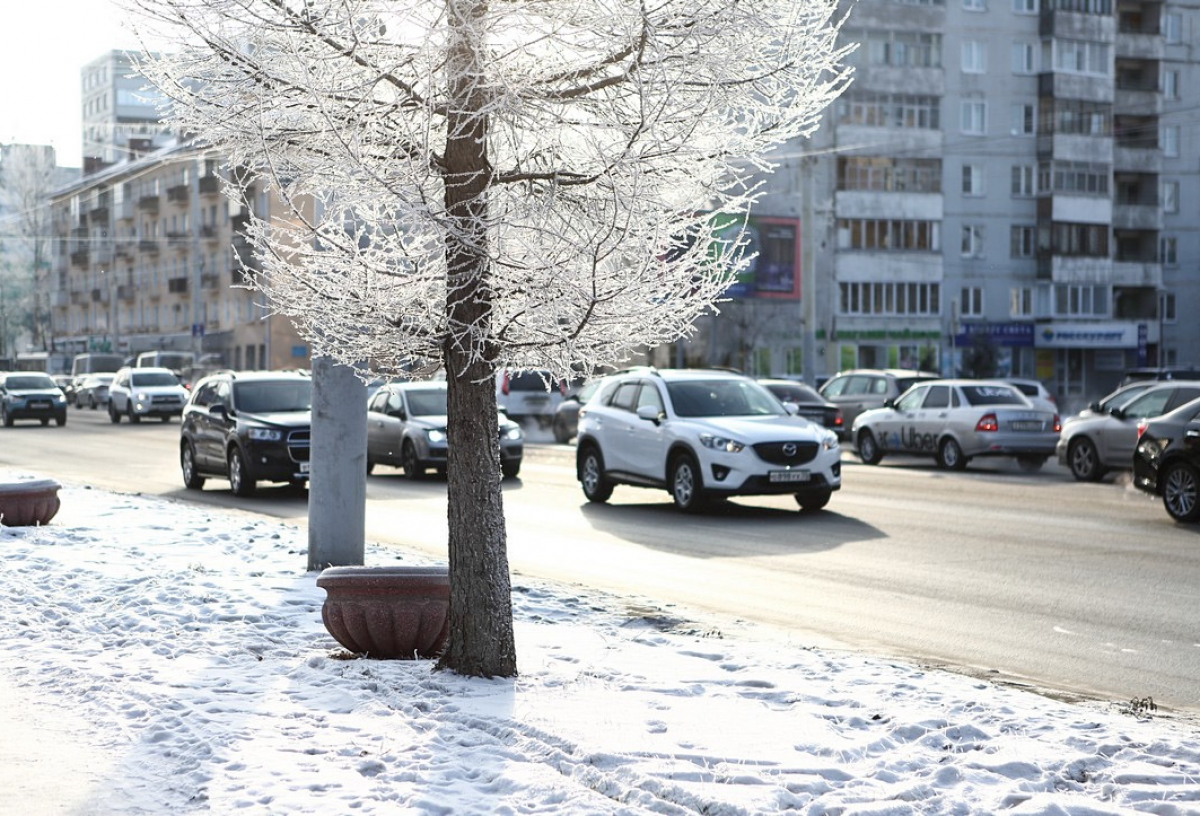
[180,371,312,496]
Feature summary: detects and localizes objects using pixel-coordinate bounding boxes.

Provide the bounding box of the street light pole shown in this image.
[800,155,817,385]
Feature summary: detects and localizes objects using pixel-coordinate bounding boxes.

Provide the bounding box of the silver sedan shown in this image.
[852,379,1060,471]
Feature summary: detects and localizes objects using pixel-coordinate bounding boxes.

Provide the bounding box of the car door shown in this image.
[625,380,669,479]
[366,390,391,462]
[1102,388,1175,465]
[377,388,407,464]
[911,384,952,454]
[875,385,927,453]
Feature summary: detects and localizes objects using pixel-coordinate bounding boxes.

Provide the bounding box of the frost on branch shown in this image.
[129,0,852,381]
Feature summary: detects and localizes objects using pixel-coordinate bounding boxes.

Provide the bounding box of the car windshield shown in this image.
[406,389,447,417]
[233,381,313,413]
[666,379,783,417]
[961,385,1026,406]
[5,375,56,390]
[131,372,180,387]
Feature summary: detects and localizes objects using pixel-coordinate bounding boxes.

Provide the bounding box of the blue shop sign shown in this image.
[954,322,1034,348]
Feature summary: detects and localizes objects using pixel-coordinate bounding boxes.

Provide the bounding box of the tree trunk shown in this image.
[436,0,517,678]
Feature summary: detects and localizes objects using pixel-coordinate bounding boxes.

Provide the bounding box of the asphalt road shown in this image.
[4,407,1199,714]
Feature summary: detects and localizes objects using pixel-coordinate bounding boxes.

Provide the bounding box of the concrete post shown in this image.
[307,355,367,570]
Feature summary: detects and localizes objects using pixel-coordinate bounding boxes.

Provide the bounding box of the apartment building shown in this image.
[47,140,311,373]
[81,50,174,172]
[679,0,1198,410]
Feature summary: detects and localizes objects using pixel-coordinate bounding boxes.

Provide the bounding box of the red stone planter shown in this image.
[316,565,450,659]
[0,479,62,527]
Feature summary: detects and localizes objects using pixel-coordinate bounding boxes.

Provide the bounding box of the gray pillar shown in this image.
[307,355,367,570]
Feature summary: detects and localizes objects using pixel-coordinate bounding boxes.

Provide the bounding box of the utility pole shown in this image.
[800,155,818,386]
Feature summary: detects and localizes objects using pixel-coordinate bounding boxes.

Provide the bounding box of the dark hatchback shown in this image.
[0,373,68,427]
[757,378,843,434]
[1133,396,1200,523]
[180,371,312,497]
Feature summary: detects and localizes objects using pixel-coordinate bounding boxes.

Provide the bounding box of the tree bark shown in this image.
[437,0,517,678]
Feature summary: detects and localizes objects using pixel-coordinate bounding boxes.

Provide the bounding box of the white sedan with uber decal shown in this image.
[851,379,1060,471]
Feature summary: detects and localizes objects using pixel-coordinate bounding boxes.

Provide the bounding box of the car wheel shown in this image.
[937,437,968,471]
[228,447,256,497]
[1068,438,1105,482]
[579,446,614,503]
[670,453,707,513]
[1162,462,1200,523]
[55,414,66,427]
[1016,455,1046,472]
[89,395,97,410]
[109,402,121,424]
[502,460,521,480]
[366,458,375,475]
[552,417,571,444]
[128,402,140,424]
[181,443,206,490]
[795,489,832,513]
[40,418,49,426]
[857,430,883,465]
[401,441,425,480]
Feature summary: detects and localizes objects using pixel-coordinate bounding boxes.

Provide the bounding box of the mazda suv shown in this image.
[575,368,841,513]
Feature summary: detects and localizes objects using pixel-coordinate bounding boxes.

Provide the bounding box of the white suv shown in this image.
[108,366,189,423]
[575,369,841,513]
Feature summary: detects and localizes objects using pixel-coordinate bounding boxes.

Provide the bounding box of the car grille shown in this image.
[288,429,311,462]
[752,441,820,466]
[152,395,183,405]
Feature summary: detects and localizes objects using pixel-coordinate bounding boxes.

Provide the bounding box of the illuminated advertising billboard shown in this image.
[713,215,801,300]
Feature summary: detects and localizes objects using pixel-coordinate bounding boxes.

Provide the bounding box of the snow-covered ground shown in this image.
[1,469,1198,815]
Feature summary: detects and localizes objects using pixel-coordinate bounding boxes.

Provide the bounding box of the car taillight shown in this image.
[975,413,998,432]
[1053,414,1061,433]
[1136,419,1149,440]
[834,410,843,428]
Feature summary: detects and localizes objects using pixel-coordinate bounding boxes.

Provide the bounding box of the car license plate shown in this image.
[1010,420,1042,431]
[299,463,310,473]
[769,470,810,483]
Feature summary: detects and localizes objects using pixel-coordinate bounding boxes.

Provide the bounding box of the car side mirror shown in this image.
[1088,401,1101,413]
[636,404,663,424]
[388,409,406,420]
[883,398,896,409]
[1109,406,1126,420]
[783,403,799,416]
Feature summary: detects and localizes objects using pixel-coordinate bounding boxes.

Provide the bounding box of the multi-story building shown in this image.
[47,139,311,373]
[81,50,173,173]
[675,0,1198,412]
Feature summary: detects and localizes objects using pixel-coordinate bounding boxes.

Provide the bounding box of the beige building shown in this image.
[48,140,311,374]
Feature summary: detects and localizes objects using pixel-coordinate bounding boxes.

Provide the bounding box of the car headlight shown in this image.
[248,428,282,441]
[502,425,522,440]
[427,429,447,443]
[823,433,839,451]
[135,391,151,402]
[700,433,745,453]
[55,395,66,403]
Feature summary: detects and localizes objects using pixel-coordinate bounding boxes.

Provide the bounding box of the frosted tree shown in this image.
[128,0,851,678]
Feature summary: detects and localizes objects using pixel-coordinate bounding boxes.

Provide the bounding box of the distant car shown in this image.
[1004,378,1057,413]
[367,381,524,479]
[0,373,68,427]
[75,373,115,409]
[757,378,843,434]
[1056,382,1200,482]
[818,369,940,437]
[1133,397,1200,523]
[575,368,841,513]
[1076,382,1158,419]
[108,366,189,423]
[552,379,603,444]
[179,370,313,496]
[53,375,76,404]
[496,369,566,427]
[1120,367,1200,387]
[852,379,1060,471]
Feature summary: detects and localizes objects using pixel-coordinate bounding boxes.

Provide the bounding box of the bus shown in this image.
[14,351,70,375]
[70,353,126,379]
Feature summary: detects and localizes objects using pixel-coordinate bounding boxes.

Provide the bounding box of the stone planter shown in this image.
[0,479,62,527]
[316,565,450,659]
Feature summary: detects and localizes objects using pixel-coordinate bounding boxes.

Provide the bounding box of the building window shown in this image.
[1048,39,1111,76]
[1162,125,1180,157]
[962,41,986,73]
[960,287,984,317]
[1039,98,1111,135]
[837,219,942,251]
[1011,165,1035,196]
[1161,236,1178,265]
[1011,225,1036,257]
[839,282,941,316]
[1010,287,1034,317]
[1044,222,1109,257]
[838,157,942,192]
[1011,103,1035,135]
[1162,292,1176,323]
[964,0,986,10]
[1013,0,1037,13]
[1163,13,1181,43]
[1163,70,1180,100]
[1053,284,1109,317]
[1038,161,1110,195]
[1011,42,1037,74]
[961,100,987,134]
[837,92,941,129]
[963,164,985,196]
[961,225,985,257]
[1162,180,1179,213]
[849,29,943,69]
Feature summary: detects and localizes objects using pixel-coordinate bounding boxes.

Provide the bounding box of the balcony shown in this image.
[1111,261,1162,288]
[167,276,189,294]
[138,194,160,213]
[89,200,110,221]
[200,224,217,240]
[166,231,189,250]
[138,239,160,253]
[71,290,88,305]
[91,288,109,304]
[167,183,190,203]
[199,175,221,195]
[114,242,132,259]
[70,249,89,267]
[117,284,137,301]
[201,272,221,289]
[1112,203,1162,231]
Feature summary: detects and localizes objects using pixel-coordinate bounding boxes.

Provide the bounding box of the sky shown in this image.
[2,467,1200,815]
[0,0,145,168]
